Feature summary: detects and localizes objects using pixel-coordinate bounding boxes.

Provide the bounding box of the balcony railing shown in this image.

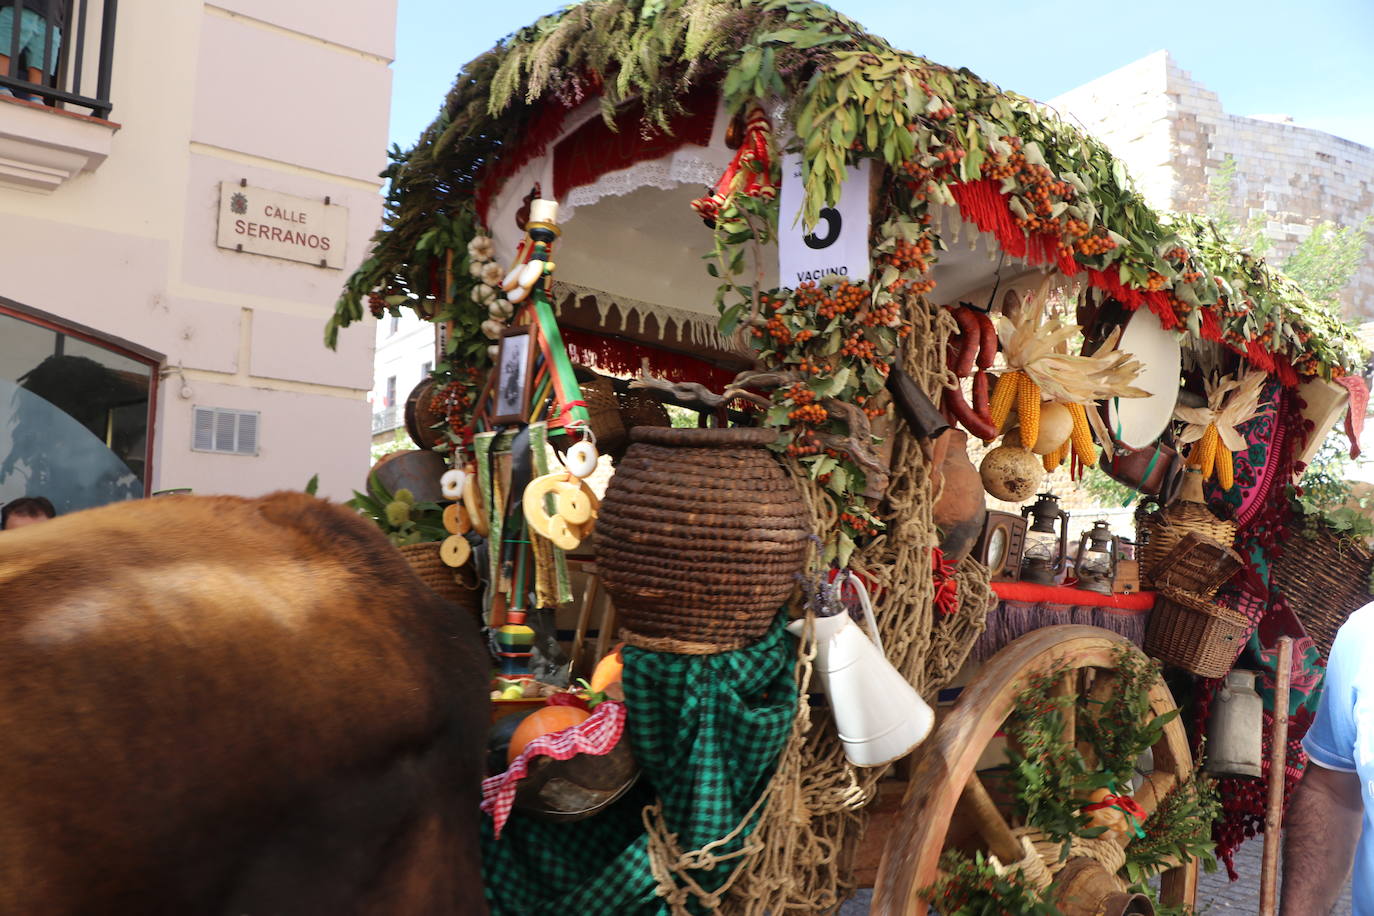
[372,405,399,436]
[0,0,117,118]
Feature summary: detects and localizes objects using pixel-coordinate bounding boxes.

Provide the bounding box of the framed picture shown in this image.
[490,325,534,425]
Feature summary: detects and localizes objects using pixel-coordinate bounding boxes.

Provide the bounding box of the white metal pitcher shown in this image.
[788,576,935,767]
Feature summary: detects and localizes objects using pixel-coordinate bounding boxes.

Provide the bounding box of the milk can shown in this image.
[1204,669,1263,778]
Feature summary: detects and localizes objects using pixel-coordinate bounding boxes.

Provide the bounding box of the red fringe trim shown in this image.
[475,101,573,226]
[561,326,738,391]
[1200,306,1223,343]
[949,178,1301,383]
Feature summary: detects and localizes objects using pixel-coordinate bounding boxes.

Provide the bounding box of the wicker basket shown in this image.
[1137,471,1236,590]
[616,388,671,431]
[397,541,482,615]
[1144,587,1250,678]
[1148,531,1244,597]
[1270,524,1374,664]
[594,426,810,654]
[579,375,627,456]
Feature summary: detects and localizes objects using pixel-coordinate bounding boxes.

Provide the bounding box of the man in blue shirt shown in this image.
[1285,604,1374,913]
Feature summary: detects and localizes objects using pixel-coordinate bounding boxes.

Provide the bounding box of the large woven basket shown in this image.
[1137,471,1236,590]
[594,426,810,654]
[1144,587,1249,678]
[398,541,482,615]
[1270,524,1374,664]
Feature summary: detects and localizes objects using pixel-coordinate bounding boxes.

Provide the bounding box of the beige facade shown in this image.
[0,2,394,511]
[1051,50,1374,318]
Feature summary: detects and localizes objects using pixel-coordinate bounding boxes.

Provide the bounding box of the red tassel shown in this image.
[1200,307,1224,342]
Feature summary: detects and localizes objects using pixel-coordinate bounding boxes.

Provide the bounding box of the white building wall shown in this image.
[1052,51,1374,318]
[0,0,396,502]
[370,311,436,442]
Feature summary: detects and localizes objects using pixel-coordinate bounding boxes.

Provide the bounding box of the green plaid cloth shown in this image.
[481,614,797,915]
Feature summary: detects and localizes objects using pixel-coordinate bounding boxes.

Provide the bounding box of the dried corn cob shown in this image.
[1017,372,1042,451]
[1216,444,1234,490]
[1194,422,1219,480]
[1042,438,1069,472]
[987,370,1020,438]
[1066,402,1097,465]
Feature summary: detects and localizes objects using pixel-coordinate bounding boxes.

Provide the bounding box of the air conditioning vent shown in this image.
[191,407,260,456]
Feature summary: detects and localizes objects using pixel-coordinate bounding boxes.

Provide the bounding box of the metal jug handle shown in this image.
[843,573,884,656]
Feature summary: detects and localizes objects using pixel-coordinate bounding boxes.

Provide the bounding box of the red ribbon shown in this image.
[1083,793,1148,823]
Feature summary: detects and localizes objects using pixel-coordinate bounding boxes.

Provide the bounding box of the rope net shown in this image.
[637,296,993,914]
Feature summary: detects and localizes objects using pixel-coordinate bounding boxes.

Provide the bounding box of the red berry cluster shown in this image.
[885,236,934,273]
[1075,232,1118,256]
[793,280,867,320]
[785,431,823,457]
[367,292,387,319]
[863,300,900,328]
[788,403,827,424]
[840,512,878,536]
[840,331,877,360]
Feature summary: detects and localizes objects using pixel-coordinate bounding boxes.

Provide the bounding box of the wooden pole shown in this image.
[1259,635,1293,916]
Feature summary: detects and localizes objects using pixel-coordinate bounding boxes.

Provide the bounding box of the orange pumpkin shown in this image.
[507,705,591,764]
[590,644,625,693]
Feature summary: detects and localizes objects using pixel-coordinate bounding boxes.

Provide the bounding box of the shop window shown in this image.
[0,300,157,516]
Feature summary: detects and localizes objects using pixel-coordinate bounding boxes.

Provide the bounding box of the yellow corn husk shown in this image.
[1195,422,1219,480]
[1017,373,1042,450]
[1066,402,1097,465]
[1216,444,1234,490]
[987,370,1020,437]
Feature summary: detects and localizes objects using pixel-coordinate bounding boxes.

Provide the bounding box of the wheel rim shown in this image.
[871,625,1197,914]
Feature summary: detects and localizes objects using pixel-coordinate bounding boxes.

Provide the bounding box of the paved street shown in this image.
[838,834,1355,914]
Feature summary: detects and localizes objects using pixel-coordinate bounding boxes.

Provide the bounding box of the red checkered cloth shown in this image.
[481,700,627,838]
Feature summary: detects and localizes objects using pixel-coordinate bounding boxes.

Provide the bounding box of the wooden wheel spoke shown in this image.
[872,627,1197,914]
[1132,771,1178,821]
[1050,669,1076,747]
[958,772,1023,865]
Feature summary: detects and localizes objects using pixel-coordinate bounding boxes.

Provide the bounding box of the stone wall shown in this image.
[1051,50,1374,318]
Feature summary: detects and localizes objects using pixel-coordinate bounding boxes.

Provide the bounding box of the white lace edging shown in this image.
[559,152,727,222]
[551,279,733,351]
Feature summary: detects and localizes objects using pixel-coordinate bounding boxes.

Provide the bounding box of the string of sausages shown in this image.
[941,304,998,440]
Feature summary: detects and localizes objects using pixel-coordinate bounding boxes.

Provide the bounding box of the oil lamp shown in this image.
[1020,493,1069,585]
[1074,520,1119,595]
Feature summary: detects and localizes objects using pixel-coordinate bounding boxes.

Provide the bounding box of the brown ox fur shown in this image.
[0,492,490,915]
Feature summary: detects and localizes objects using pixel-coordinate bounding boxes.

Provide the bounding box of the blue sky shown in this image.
[390,0,1374,152]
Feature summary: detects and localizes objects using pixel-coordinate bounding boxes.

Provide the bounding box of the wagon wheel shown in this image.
[872,625,1197,914]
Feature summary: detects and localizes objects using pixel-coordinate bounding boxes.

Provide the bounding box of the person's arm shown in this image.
[1282,761,1362,915]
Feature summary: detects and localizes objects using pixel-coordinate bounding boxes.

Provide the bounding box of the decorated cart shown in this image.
[330,2,1370,913]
